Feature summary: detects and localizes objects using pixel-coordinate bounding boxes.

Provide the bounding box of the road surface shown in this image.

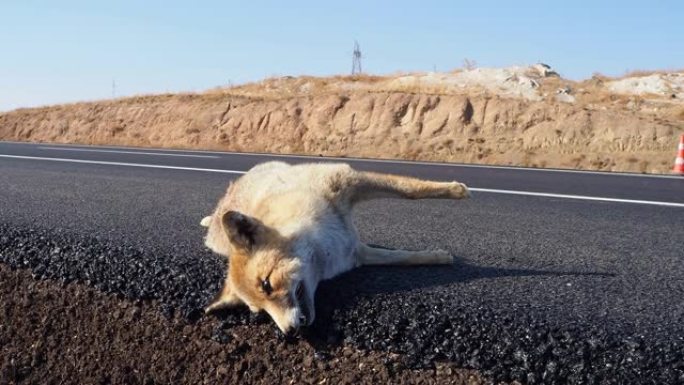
[1,140,682,384]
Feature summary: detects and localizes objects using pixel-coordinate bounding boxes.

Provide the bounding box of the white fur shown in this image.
[202,161,469,333]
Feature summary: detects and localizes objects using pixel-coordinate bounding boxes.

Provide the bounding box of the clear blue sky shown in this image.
[1,0,682,111]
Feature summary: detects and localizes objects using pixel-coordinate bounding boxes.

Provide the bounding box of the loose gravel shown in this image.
[0,263,483,385]
[1,222,682,384]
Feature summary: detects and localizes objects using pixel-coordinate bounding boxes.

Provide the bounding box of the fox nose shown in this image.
[281,315,309,338]
[298,313,308,325]
[277,326,301,342]
[287,327,301,338]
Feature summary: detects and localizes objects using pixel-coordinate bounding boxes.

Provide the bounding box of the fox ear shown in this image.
[221,211,260,252]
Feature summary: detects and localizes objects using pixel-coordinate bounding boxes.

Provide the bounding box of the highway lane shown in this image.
[1,140,683,383]
[1,140,682,205]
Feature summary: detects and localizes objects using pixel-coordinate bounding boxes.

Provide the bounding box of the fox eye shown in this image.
[260,279,273,295]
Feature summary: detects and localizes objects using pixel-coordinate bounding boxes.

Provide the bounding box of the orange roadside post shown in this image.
[674,134,684,175]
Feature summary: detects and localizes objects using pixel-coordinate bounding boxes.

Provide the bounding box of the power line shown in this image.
[351,41,362,75]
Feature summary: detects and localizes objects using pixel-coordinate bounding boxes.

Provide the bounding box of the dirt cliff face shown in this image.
[1,81,682,173]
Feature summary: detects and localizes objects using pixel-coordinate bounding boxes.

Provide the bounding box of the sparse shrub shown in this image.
[463,58,477,70]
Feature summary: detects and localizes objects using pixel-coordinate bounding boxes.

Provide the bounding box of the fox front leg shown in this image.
[205,280,242,313]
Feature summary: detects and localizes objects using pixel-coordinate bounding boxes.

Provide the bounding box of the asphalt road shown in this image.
[1,140,683,384]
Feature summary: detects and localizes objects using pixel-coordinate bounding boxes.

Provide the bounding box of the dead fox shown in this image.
[201,161,469,334]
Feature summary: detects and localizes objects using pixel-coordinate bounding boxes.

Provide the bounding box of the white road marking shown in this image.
[37,146,219,159]
[3,140,682,180]
[0,155,244,175]
[2,154,683,208]
[469,188,684,208]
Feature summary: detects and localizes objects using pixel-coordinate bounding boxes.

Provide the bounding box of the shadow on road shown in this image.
[317,253,614,298]
[208,244,614,347]
[305,250,614,346]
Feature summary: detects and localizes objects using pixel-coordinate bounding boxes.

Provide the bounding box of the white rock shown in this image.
[607,73,684,96]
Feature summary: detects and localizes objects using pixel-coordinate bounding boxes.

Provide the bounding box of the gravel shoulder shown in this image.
[0,263,484,385]
[2,221,683,385]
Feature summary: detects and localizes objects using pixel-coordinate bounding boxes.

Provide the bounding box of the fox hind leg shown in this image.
[335,170,463,266]
[356,243,453,266]
[349,171,469,203]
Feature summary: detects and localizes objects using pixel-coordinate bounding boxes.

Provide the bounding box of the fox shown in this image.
[201,161,470,335]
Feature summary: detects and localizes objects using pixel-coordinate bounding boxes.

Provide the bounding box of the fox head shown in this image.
[202,211,315,334]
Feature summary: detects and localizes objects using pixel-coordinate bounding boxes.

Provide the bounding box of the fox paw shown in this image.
[449,182,470,199]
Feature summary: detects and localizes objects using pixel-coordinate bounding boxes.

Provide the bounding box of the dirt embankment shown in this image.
[1,67,683,173]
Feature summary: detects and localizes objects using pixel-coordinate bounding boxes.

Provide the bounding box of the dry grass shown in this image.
[675,107,684,121]
[203,71,500,101]
[620,68,684,79]
[205,65,559,102]
[206,74,391,101]
[587,69,684,82]
[195,66,684,106]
